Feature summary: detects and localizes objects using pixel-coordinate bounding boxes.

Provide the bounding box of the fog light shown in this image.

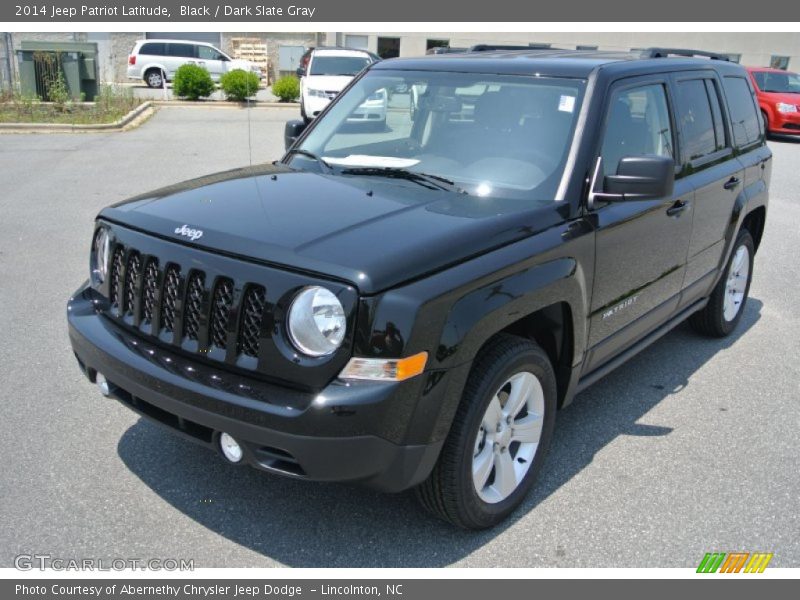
[219,432,243,463]
[96,373,111,397]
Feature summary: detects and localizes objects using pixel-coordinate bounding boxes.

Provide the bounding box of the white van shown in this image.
[127,39,262,88]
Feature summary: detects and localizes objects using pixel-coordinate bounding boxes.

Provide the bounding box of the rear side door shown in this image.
[584,75,694,373]
[671,71,744,309]
[721,74,772,216]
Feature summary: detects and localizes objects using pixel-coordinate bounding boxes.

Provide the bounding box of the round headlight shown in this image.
[91,227,111,284]
[287,287,346,357]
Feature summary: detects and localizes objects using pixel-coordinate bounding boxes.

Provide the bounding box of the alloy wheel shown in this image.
[472,371,545,504]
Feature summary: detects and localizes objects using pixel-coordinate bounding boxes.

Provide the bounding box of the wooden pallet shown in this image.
[230,37,269,71]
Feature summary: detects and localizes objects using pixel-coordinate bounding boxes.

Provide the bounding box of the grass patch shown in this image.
[0,85,142,125]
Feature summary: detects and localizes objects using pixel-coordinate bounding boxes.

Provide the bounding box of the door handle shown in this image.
[666,199,689,217]
[723,177,741,190]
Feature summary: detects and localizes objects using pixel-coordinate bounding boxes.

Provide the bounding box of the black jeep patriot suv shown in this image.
[68,48,770,529]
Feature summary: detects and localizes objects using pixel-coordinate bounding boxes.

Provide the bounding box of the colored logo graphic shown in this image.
[697,552,773,573]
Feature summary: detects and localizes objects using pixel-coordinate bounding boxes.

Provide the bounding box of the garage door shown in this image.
[145,32,221,46]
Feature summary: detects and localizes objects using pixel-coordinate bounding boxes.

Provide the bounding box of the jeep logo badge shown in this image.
[174,224,203,241]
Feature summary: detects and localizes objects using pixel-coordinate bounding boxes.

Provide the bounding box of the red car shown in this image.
[746,67,800,136]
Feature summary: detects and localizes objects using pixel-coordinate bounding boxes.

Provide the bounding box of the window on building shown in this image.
[577,45,599,51]
[723,76,762,146]
[726,53,742,63]
[345,35,369,50]
[377,37,400,59]
[675,79,720,161]
[770,55,790,70]
[426,39,450,51]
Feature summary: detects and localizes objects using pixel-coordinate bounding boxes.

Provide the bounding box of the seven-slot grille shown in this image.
[106,243,269,365]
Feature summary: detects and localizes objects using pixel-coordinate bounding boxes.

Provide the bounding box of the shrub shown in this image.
[46,71,71,108]
[220,69,261,102]
[172,64,215,100]
[271,76,300,102]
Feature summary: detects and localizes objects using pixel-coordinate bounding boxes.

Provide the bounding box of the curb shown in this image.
[0,101,155,133]
[153,100,299,108]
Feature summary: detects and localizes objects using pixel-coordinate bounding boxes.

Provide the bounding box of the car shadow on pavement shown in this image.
[117,299,762,567]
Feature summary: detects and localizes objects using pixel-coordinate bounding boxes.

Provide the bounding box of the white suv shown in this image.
[298,48,382,123]
[127,39,262,88]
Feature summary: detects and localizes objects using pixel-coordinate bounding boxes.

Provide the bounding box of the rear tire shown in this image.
[145,69,163,89]
[415,334,557,529]
[689,228,754,337]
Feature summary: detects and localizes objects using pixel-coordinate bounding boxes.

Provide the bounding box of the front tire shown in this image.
[761,110,770,136]
[690,228,754,337]
[416,334,557,529]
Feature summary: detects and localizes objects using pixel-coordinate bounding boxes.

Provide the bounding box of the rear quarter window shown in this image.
[139,43,165,56]
[723,76,762,147]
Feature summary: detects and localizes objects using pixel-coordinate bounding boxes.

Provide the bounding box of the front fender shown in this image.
[353,218,594,444]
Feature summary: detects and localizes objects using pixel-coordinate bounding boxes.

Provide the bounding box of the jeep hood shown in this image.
[99,163,565,294]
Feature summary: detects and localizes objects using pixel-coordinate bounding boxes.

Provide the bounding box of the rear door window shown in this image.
[675,79,718,161]
[167,43,196,59]
[723,76,762,147]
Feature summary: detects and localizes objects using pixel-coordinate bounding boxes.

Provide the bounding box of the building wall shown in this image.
[5,31,799,88]
[109,32,143,82]
[1,33,13,92]
[220,32,321,82]
[339,31,800,68]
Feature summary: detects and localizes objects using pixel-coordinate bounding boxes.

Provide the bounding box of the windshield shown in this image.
[753,71,800,93]
[289,69,585,201]
[310,55,372,76]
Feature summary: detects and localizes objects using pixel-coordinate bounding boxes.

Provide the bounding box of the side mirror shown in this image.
[295,67,305,77]
[603,155,675,200]
[284,119,307,150]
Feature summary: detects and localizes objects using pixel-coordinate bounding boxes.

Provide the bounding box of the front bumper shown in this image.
[770,108,800,135]
[348,100,387,122]
[67,284,444,492]
[303,94,333,118]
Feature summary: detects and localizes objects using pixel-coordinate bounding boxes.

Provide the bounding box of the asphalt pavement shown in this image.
[0,106,798,568]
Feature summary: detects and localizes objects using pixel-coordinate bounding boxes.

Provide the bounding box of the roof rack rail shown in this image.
[643,47,730,61]
[469,44,542,52]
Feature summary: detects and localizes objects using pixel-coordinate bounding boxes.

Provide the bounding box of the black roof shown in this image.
[371,48,745,79]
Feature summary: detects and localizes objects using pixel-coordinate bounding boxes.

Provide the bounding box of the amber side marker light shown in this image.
[339,351,429,382]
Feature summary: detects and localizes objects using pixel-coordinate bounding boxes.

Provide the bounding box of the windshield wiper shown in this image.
[340,167,462,192]
[284,148,333,173]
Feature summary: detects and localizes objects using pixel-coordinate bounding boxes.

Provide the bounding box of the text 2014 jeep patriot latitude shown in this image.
[68,48,770,528]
